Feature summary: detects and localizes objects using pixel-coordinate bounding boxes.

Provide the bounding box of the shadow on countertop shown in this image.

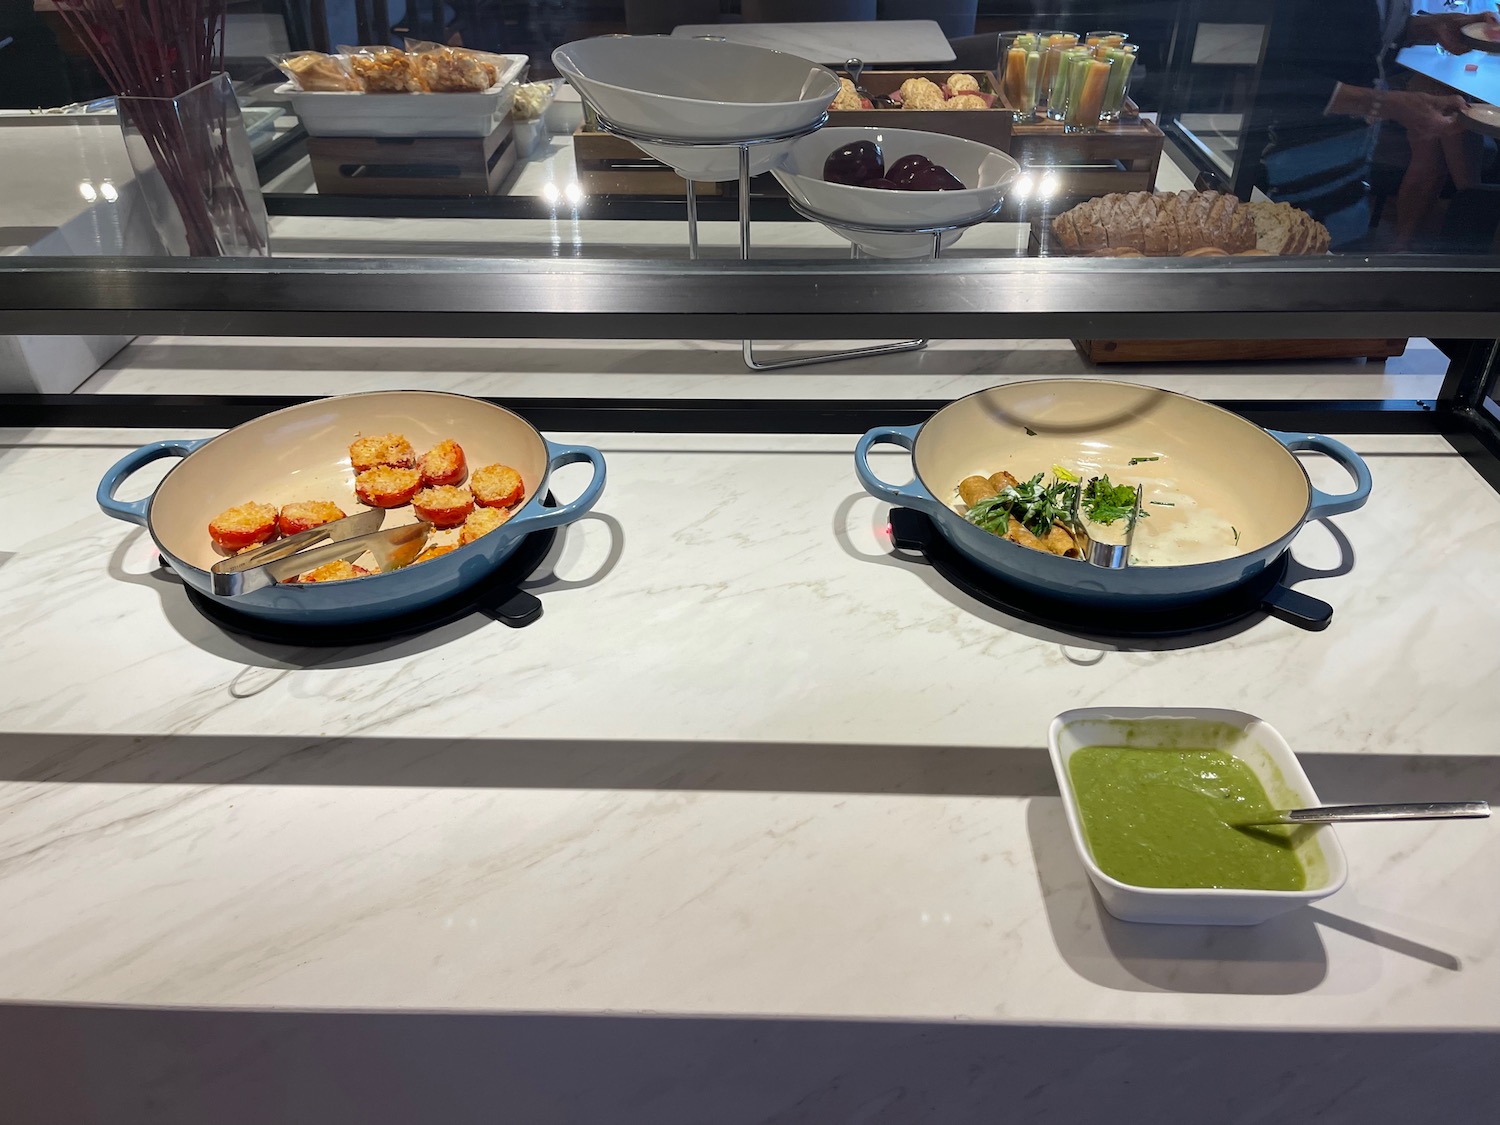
[1,1000,1497,1125]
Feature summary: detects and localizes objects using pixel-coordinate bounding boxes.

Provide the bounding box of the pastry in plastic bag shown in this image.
[344,46,423,93]
[271,51,360,92]
[413,46,497,93]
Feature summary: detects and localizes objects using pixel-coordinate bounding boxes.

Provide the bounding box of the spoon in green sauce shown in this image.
[1231,801,1489,827]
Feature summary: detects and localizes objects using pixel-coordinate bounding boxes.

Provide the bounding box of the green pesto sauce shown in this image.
[1068,746,1307,891]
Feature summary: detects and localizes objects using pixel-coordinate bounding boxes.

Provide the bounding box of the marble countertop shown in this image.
[0,417,1496,1033]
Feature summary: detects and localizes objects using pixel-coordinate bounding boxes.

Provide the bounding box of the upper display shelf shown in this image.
[8,11,1500,277]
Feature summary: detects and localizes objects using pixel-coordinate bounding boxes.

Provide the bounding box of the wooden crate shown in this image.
[1001,97,1162,198]
[1075,338,1409,364]
[825,70,1013,150]
[308,117,517,197]
[572,128,724,197]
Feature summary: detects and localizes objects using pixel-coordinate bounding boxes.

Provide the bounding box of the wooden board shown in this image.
[1075,338,1410,364]
[825,70,1013,150]
[308,118,517,197]
[1000,95,1162,198]
[572,129,723,198]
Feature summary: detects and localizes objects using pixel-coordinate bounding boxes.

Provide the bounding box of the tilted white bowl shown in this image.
[551,36,839,182]
[1048,708,1348,926]
[772,127,1020,258]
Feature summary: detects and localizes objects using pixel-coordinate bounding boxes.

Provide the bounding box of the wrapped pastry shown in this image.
[344,46,422,93]
[512,80,554,120]
[414,46,497,93]
[271,51,360,92]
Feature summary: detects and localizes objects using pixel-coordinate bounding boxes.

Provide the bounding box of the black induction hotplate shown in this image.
[887,507,1332,639]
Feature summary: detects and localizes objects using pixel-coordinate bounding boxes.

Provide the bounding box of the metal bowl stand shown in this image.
[590,110,995,371]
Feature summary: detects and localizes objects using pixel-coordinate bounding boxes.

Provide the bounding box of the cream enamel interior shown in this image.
[914,381,1312,566]
[150,392,549,573]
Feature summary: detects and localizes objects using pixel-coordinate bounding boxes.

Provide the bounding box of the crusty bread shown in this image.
[1054,190,1265,256]
[1245,201,1330,256]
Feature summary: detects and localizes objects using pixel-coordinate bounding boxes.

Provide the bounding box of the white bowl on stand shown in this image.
[551,35,839,182]
[771,127,1021,258]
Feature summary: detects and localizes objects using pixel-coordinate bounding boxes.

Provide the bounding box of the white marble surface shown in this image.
[0,413,1497,1120]
[0,422,1496,1026]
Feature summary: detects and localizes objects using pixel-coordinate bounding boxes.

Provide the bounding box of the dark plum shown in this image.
[823,141,884,186]
[886,154,933,186]
[862,177,897,190]
[904,164,966,191]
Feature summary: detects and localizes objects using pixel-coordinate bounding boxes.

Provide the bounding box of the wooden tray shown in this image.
[825,70,1013,150]
[572,128,724,197]
[1075,338,1409,364]
[1001,96,1162,198]
[308,117,517,197]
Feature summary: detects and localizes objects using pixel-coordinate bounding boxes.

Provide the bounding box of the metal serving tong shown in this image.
[209,509,430,596]
[1072,483,1143,569]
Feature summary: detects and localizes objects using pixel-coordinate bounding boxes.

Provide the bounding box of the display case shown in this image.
[3,17,1500,1125]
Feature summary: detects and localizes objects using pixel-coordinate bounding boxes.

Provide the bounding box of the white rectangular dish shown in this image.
[1047,707,1347,925]
[279,54,527,137]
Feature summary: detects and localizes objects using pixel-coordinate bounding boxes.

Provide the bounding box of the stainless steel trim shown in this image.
[3,255,1499,339]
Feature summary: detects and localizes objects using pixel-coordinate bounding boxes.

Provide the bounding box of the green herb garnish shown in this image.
[1149,500,1175,507]
[1232,526,1240,546]
[1024,426,1038,437]
[1052,464,1080,483]
[1128,455,1161,465]
[1081,475,1145,527]
[964,472,1077,540]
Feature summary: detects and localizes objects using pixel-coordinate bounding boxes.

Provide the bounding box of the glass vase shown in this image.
[116,73,270,257]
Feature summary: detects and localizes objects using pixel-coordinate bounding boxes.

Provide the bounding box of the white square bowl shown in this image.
[1047,708,1348,926]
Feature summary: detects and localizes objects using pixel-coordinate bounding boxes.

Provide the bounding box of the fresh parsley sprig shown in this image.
[1080,475,1146,528]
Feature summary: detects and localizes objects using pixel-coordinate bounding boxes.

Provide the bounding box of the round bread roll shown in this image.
[898,77,946,110]
[947,94,988,110]
[1182,246,1229,257]
[1235,248,1272,256]
[947,73,981,94]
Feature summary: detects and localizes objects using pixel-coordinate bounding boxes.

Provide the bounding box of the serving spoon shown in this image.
[1234,801,1489,827]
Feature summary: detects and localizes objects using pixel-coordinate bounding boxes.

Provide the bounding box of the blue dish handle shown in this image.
[854,423,946,517]
[96,437,210,526]
[506,440,607,533]
[1268,430,1373,521]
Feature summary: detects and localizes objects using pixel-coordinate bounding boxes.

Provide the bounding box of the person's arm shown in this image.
[1406,11,1499,53]
[1327,82,1467,136]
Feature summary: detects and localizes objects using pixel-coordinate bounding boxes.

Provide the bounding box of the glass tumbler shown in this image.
[1000,31,1048,120]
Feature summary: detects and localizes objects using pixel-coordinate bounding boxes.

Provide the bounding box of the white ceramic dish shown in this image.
[552,36,839,182]
[280,53,527,137]
[1047,707,1348,926]
[1461,21,1500,54]
[1463,102,1500,141]
[771,127,1020,258]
